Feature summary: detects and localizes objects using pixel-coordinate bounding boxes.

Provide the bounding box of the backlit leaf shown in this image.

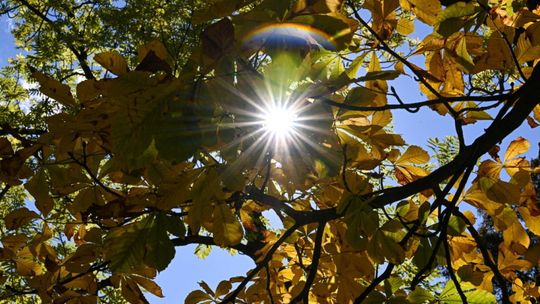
[213,203,244,247]
[30,68,77,107]
[94,51,129,76]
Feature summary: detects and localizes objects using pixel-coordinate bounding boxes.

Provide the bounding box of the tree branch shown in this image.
[16,0,95,79]
[220,224,299,303]
[171,235,258,260]
[290,221,326,303]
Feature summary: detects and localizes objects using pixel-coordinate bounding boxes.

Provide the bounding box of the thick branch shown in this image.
[321,94,510,113]
[171,235,258,260]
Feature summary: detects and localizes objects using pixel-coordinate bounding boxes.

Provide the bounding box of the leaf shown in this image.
[108,73,208,169]
[395,145,430,165]
[454,37,474,72]
[436,1,479,37]
[519,207,540,236]
[14,247,43,276]
[131,275,164,298]
[25,169,54,216]
[291,13,357,51]
[94,51,129,76]
[504,137,529,163]
[407,287,435,303]
[104,213,175,273]
[4,208,39,229]
[405,0,442,25]
[502,220,530,254]
[137,40,170,63]
[213,203,244,247]
[185,290,212,304]
[29,68,76,107]
[439,280,496,303]
[201,18,235,60]
[355,70,401,82]
[478,177,520,206]
[214,280,232,298]
[396,18,414,35]
[120,276,149,304]
[344,86,378,106]
[193,0,257,24]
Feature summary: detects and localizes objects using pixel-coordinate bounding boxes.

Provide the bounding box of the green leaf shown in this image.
[439,280,496,303]
[454,37,475,72]
[104,213,175,272]
[344,86,378,107]
[355,71,401,82]
[436,2,480,37]
[447,214,467,236]
[408,287,435,303]
[108,73,211,169]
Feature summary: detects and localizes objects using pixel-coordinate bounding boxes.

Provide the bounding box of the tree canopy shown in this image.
[1,0,540,303]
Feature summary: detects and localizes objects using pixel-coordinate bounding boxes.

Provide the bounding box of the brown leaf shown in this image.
[4,208,39,229]
[202,18,235,61]
[29,67,77,107]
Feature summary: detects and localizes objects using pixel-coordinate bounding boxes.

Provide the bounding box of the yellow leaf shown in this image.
[504,137,529,163]
[499,247,532,274]
[138,40,170,62]
[405,0,441,25]
[503,220,530,254]
[395,145,430,165]
[14,247,43,276]
[94,51,129,76]
[396,18,414,35]
[477,160,502,178]
[30,68,76,107]
[395,165,428,184]
[25,169,54,216]
[478,176,520,206]
[519,207,540,236]
[213,203,243,246]
[463,183,502,215]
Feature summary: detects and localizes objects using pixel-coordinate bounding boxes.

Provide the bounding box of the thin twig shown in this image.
[453,210,511,302]
[220,224,299,303]
[68,152,123,198]
[443,232,468,303]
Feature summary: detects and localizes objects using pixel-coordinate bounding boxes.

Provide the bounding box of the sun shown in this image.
[261,104,298,139]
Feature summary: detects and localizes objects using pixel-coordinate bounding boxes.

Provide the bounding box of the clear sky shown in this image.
[0,14,538,303]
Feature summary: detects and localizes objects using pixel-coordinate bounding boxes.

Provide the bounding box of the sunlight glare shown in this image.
[262,105,298,138]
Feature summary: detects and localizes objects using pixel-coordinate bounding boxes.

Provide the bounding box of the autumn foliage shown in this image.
[1,0,540,303]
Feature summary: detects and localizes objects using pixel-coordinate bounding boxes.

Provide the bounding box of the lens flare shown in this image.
[262,105,298,138]
[241,22,337,51]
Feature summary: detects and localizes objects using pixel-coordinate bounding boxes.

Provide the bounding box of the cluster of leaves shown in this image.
[1,0,540,303]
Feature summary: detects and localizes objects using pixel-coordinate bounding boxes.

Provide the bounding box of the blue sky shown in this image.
[0,13,538,303]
